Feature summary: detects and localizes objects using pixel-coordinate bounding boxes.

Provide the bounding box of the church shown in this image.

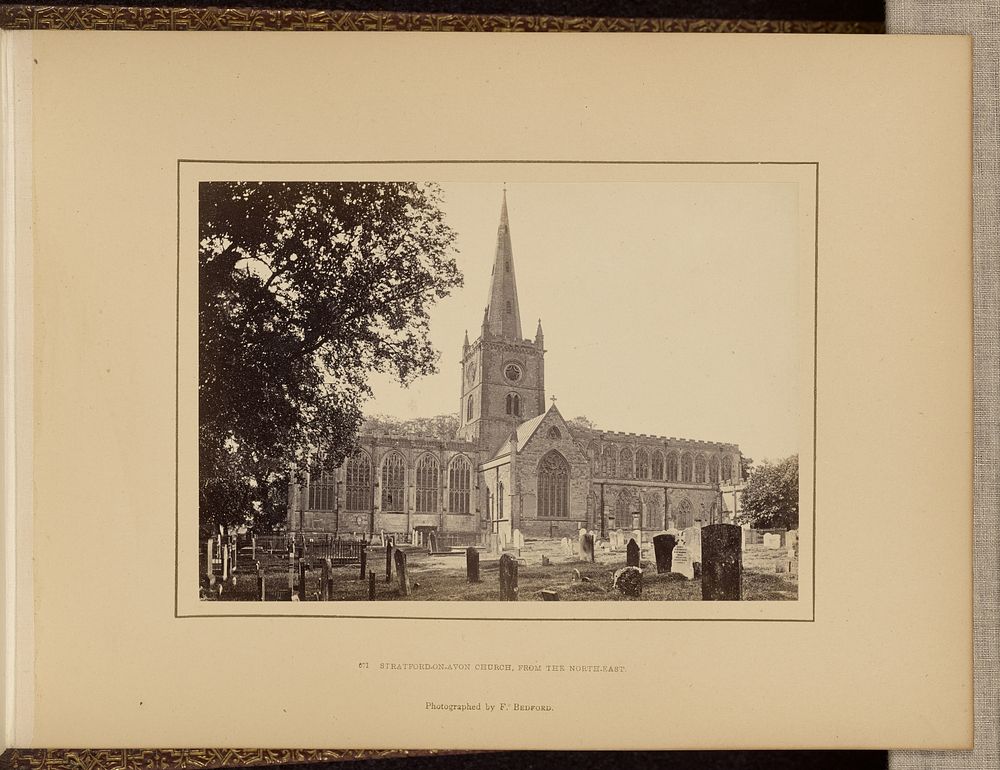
[287,191,743,544]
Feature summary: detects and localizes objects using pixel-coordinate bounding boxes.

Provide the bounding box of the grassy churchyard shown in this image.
[204,537,798,602]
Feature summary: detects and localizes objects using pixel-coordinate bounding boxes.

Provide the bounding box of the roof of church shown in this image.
[490,406,554,459]
[482,189,523,341]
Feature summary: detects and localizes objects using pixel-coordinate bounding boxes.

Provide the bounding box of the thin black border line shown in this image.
[176,159,819,622]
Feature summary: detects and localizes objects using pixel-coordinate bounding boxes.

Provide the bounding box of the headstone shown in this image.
[205,539,214,579]
[359,546,368,580]
[701,523,742,600]
[298,561,307,601]
[763,533,782,549]
[572,568,581,582]
[257,563,266,601]
[670,545,694,579]
[579,532,595,563]
[632,529,642,547]
[561,537,571,555]
[466,547,480,583]
[541,555,550,567]
[540,590,560,601]
[321,557,332,601]
[385,540,393,583]
[499,553,518,601]
[428,531,438,554]
[368,570,376,600]
[513,529,525,550]
[251,535,257,562]
[682,526,702,564]
[652,534,677,574]
[394,549,410,596]
[613,566,643,597]
[626,538,641,568]
[785,529,799,556]
[222,542,230,581]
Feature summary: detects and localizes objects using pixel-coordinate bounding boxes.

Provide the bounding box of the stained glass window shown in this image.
[537,451,569,518]
[345,451,371,512]
[448,456,471,514]
[381,453,405,512]
[415,454,439,513]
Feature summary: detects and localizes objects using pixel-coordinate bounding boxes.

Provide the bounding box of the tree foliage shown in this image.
[361,413,460,440]
[736,455,799,530]
[199,181,461,533]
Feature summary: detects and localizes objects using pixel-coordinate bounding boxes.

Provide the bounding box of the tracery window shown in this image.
[619,447,633,479]
[345,451,372,512]
[381,453,405,512]
[603,445,617,477]
[666,452,679,482]
[652,450,665,480]
[708,456,720,484]
[694,455,707,484]
[415,454,440,513]
[448,456,471,514]
[466,395,473,421]
[308,465,337,511]
[537,451,569,518]
[721,455,734,483]
[615,490,631,526]
[680,453,693,483]
[676,498,694,529]
[635,448,649,480]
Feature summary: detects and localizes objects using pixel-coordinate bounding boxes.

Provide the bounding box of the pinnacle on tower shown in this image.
[535,318,544,346]
[483,188,523,341]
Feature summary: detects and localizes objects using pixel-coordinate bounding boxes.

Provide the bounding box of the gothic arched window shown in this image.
[680,453,693,483]
[345,451,372,512]
[676,498,694,529]
[652,450,665,480]
[537,451,569,518]
[381,453,405,512]
[635,448,649,480]
[466,395,473,421]
[666,452,679,482]
[603,445,617,477]
[721,455,734,483]
[708,456,720,484]
[448,455,471,514]
[415,454,440,513]
[615,489,631,526]
[620,447,633,479]
[505,393,521,417]
[694,454,707,484]
[308,465,337,511]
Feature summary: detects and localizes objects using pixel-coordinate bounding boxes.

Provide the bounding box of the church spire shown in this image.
[483,187,523,341]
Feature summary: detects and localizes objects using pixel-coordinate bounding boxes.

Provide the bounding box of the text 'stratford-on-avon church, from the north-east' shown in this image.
[287,192,743,545]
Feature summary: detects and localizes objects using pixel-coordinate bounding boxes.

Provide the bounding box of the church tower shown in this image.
[457,189,546,454]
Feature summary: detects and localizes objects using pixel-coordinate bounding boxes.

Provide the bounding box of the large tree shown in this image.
[199,181,461,533]
[736,454,799,530]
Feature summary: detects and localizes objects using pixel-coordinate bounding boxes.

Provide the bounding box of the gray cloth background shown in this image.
[887,2,999,769]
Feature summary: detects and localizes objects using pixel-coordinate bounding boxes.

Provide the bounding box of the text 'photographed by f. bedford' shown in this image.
[198,178,802,605]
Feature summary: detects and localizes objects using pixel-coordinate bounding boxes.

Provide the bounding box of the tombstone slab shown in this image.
[652,534,677,574]
[499,553,519,601]
[670,545,694,580]
[394,549,410,596]
[682,526,703,564]
[701,523,742,600]
[626,538,641,568]
[540,590,560,601]
[763,533,782,549]
[466,547,481,583]
[579,532,596,563]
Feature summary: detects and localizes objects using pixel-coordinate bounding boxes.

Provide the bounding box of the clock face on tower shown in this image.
[504,363,523,383]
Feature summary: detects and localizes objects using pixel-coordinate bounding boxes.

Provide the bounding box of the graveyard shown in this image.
[202,526,799,602]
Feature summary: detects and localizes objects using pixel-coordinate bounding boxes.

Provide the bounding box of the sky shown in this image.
[365,180,802,464]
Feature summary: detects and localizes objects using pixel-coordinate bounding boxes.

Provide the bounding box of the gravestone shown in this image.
[466,547,480,583]
[682,526,702,564]
[513,529,525,550]
[428,531,439,554]
[561,537,571,555]
[385,540,393,583]
[321,557,332,601]
[394,549,410,597]
[632,529,642,547]
[205,539,214,580]
[359,546,367,581]
[785,529,799,556]
[298,561,307,601]
[540,590,559,601]
[613,566,643,597]
[368,570,376,600]
[499,553,518,601]
[701,523,742,600]
[579,532,595,563]
[626,538,641,568]
[257,563,266,601]
[763,533,782,549]
[652,534,677,574]
[670,544,694,580]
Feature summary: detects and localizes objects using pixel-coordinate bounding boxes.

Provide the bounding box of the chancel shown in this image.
[287,191,743,544]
